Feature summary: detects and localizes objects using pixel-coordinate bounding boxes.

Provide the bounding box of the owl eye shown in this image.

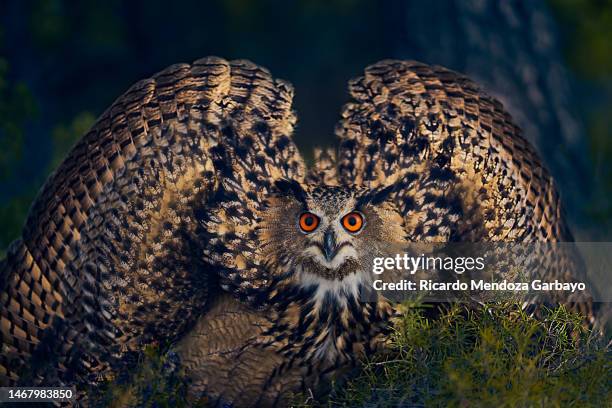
[299,212,319,233]
[341,212,364,233]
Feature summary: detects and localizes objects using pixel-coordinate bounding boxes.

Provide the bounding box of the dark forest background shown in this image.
[1,0,611,255]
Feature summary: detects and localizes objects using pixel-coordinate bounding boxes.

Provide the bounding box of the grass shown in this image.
[297,303,610,407]
[96,303,610,407]
[90,345,194,408]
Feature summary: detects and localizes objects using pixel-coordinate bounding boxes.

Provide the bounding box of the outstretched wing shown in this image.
[333,59,570,243]
[0,57,304,386]
[330,60,595,320]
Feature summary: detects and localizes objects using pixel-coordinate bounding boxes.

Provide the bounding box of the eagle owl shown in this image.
[0,57,595,406]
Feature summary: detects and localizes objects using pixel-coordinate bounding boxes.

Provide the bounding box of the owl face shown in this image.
[259,180,407,286]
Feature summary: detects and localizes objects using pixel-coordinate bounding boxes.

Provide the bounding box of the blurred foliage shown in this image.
[0,30,38,254]
[0,101,93,250]
[296,303,611,407]
[549,0,612,79]
[29,0,68,49]
[0,57,37,182]
[0,190,36,258]
[587,104,612,224]
[49,111,96,170]
[549,0,612,230]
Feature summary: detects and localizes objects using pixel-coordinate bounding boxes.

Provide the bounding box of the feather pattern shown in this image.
[0,58,596,406]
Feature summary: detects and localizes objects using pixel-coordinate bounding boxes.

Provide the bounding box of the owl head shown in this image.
[258,179,407,291]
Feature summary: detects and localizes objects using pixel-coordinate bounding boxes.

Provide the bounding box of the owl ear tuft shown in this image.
[273,179,307,201]
[356,183,397,207]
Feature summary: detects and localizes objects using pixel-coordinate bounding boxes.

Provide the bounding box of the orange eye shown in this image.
[299,212,319,233]
[342,212,364,233]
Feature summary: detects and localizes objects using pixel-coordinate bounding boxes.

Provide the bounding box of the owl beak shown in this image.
[323,229,337,262]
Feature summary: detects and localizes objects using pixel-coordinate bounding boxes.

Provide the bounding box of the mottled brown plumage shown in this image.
[0,56,304,393]
[0,58,595,406]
